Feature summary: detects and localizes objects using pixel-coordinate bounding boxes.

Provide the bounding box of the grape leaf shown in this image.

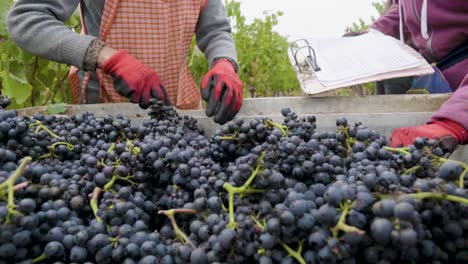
[0,0,13,37]
[46,103,69,115]
[0,70,32,104]
[1,40,21,61]
[8,61,28,84]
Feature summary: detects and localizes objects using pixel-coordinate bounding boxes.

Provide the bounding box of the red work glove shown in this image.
[389,119,468,147]
[201,59,243,125]
[102,50,169,109]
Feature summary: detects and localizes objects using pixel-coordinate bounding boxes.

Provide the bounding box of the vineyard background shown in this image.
[0,0,387,109]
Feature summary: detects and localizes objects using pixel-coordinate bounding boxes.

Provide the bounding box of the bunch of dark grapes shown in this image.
[0,96,467,264]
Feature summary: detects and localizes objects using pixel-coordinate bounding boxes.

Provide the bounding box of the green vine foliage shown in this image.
[0,0,80,108]
[349,1,389,32]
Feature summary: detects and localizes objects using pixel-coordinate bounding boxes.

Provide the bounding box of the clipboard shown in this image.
[289,35,435,95]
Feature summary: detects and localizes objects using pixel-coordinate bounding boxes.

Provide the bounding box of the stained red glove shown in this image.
[201,59,243,125]
[102,50,169,109]
[390,119,468,147]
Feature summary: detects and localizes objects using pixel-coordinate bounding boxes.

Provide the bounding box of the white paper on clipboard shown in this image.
[289,31,435,95]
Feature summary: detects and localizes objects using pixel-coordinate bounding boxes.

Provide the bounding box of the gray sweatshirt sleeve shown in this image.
[195,0,238,69]
[6,0,97,69]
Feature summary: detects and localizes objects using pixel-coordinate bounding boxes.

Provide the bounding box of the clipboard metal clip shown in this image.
[290,39,321,73]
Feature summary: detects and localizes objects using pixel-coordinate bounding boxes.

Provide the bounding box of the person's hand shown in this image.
[389,119,468,148]
[101,50,169,109]
[201,59,243,125]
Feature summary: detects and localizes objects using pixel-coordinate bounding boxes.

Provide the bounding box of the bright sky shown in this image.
[238,0,381,41]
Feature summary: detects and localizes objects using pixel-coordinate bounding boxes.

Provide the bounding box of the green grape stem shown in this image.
[338,126,358,151]
[37,142,75,160]
[219,193,228,212]
[402,165,421,175]
[280,241,306,264]
[239,188,265,199]
[338,126,351,148]
[104,174,136,191]
[244,188,265,194]
[225,192,237,230]
[126,140,141,155]
[384,146,468,188]
[372,192,389,200]
[109,236,120,248]
[107,143,116,154]
[29,121,59,139]
[265,119,288,136]
[32,253,47,263]
[90,187,103,223]
[218,135,239,141]
[383,146,411,156]
[98,160,108,167]
[251,215,266,230]
[158,209,197,248]
[406,192,468,205]
[460,169,468,189]
[50,142,74,157]
[0,157,32,223]
[345,138,358,152]
[432,156,468,188]
[223,153,265,229]
[330,201,365,238]
[393,219,402,231]
[251,213,306,264]
[257,248,266,255]
[0,183,29,198]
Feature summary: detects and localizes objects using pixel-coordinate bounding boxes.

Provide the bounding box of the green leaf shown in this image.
[8,61,28,84]
[46,103,69,115]
[18,49,36,64]
[1,40,21,61]
[65,12,81,29]
[0,0,13,37]
[0,70,33,104]
[190,0,300,98]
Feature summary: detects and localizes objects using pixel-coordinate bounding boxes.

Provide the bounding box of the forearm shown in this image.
[430,75,468,131]
[195,0,238,69]
[6,0,95,69]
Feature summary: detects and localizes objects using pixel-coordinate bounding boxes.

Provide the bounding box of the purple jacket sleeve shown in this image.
[370,1,400,39]
[431,73,468,131]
